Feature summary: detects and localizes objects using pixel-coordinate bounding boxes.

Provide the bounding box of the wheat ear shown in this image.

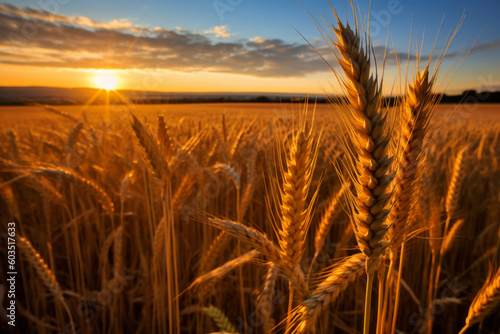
[387,66,434,247]
[31,167,114,212]
[257,264,278,333]
[200,231,232,275]
[459,267,500,333]
[318,8,394,334]
[152,217,166,262]
[189,249,259,291]
[131,113,168,179]
[172,173,196,216]
[202,217,308,298]
[202,217,281,263]
[445,147,467,219]
[202,305,237,333]
[158,114,174,161]
[313,182,349,262]
[277,126,317,273]
[441,219,465,255]
[325,9,393,273]
[44,105,79,122]
[17,236,63,300]
[294,252,367,333]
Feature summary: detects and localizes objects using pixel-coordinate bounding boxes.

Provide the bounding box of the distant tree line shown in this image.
[1,91,499,106]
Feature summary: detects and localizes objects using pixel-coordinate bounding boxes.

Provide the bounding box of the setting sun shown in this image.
[94,73,118,90]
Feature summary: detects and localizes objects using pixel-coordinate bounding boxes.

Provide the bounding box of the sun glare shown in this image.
[94,73,118,90]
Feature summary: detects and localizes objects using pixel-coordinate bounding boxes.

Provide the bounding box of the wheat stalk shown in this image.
[111,226,124,287]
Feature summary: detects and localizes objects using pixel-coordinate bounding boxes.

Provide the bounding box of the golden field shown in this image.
[0,101,499,334]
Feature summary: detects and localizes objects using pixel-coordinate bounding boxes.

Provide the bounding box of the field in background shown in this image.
[1,103,500,126]
[0,102,499,333]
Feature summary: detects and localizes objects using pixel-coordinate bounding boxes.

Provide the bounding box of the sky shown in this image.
[1,0,499,95]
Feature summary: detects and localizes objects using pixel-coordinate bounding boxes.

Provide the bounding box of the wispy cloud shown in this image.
[203,25,234,38]
[0,3,144,31]
[0,4,326,78]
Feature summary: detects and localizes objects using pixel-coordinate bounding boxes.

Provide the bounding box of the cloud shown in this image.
[250,36,265,44]
[203,25,234,38]
[1,4,498,80]
[0,4,327,78]
[0,3,144,32]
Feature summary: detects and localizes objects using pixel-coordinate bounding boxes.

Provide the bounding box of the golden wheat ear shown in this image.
[312,182,349,265]
[445,147,467,220]
[257,264,278,333]
[293,252,367,333]
[17,236,77,334]
[277,122,319,273]
[189,249,259,292]
[157,114,174,161]
[30,166,114,213]
[317,5,394,275]
[459,266,500,333]
[17,236,63,300]
[198,215,309,298]
[131,113,168,180]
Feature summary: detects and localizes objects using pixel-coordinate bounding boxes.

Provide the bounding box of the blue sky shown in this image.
[1,0,499,94]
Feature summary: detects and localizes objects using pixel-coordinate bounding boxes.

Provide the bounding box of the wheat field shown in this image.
[1,6,500,334]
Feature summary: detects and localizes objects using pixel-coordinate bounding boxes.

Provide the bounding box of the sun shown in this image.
[94,73,118,90]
